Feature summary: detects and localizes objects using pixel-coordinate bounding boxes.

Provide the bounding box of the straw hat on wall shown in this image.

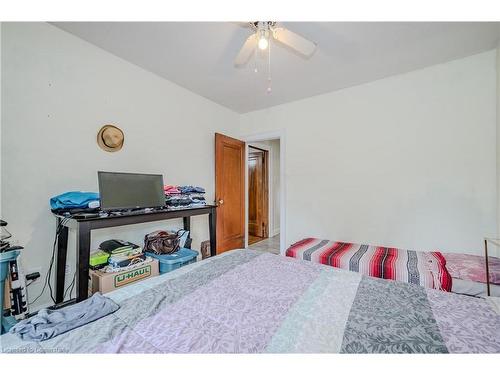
[97,125,124,152]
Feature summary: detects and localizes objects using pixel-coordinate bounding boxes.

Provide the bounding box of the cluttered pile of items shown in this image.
[88,229,198,295]
[46,174,206,296]
[1,220,27,334]
[164,185,207,208]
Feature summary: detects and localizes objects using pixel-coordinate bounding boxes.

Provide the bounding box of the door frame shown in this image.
[247,144,271,239]
[243,129,286,255]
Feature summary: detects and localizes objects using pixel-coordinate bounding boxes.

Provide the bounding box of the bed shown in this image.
[1,250,499,353]
[442,252,500,297]
[286,238,500,297]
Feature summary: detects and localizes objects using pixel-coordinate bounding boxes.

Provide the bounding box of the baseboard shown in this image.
[272,228,280,237]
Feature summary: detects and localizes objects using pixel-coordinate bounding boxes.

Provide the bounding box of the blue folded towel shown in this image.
[10,293,119,341]
[50,191,99,210]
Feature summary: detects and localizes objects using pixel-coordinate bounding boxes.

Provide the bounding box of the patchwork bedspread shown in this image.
[1,250,499,353]
[287,238,452,291]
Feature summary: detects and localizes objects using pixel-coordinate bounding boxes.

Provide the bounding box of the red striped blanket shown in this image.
[286,238,452,291]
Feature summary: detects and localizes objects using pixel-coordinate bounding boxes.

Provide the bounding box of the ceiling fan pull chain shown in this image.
[254,35,258,73]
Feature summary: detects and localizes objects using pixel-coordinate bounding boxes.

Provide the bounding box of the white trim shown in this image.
[243,129,286,255]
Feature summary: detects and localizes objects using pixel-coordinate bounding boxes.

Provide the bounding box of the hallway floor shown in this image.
[248,234,280,255]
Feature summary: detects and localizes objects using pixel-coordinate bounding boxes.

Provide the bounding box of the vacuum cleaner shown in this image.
[1,219,26,334]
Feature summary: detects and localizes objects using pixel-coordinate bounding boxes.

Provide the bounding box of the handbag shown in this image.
[144,230,181,255]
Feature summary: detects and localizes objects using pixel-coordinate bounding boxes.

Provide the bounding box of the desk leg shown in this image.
[183,216,192,249]
[76,222,91,302]
[183,216,191,233]
[55,220,69,304]
[209,208,217,257]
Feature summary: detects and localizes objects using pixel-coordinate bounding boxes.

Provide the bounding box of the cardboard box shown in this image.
[89,258,159,294]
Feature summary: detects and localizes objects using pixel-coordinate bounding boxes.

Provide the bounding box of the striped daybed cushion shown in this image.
[286,238,452,291]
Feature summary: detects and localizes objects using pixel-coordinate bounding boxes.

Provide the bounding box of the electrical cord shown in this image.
[63,271,76,300]
[69,272,75,299]
[29,217,70,306]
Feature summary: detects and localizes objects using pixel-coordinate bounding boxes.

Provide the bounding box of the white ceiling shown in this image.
[53,22,500,113]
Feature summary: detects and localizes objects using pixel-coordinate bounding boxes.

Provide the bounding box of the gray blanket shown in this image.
[10,292,119,341]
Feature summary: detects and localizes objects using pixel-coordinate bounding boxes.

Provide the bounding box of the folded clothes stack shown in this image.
[90,239,148,272]
[163,185,180,196]
[107,248,145,269]
[49,191,100,214]
[164,185,206,208]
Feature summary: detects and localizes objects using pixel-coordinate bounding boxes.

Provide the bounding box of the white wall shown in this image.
[240,51,497,255]
[1,23,239,309]
[0,23,2,215]
[497,45,500,238]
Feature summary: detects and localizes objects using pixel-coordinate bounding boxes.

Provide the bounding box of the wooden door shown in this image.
[215,133,245,253]
[248,148,269,239]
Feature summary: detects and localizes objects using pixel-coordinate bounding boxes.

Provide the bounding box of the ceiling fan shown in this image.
[234,21,317,67]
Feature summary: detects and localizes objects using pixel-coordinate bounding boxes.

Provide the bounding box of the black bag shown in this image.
[144,230,181,255]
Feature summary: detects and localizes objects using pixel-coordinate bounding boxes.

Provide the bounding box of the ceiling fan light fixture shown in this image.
[234,21,317,95]
[257,29,269,50]
[258,37,268,50]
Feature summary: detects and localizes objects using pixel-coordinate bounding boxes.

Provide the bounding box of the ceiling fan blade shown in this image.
[234,34,257,67]
[234,21,256,29]
[272,27,317,57]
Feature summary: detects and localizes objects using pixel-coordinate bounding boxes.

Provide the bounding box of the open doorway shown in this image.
[246,139,281,254]
[215,131,285,256]
[248,146,269,245]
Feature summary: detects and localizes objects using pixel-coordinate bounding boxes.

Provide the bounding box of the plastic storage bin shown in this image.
[146,248,198,274]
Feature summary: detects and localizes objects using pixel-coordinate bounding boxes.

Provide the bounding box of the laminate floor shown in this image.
[248,234,280,255]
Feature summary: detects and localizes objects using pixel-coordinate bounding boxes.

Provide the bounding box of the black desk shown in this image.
[55,205,217,303]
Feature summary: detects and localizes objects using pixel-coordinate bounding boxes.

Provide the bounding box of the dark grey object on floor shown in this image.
[10,292,120,342]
